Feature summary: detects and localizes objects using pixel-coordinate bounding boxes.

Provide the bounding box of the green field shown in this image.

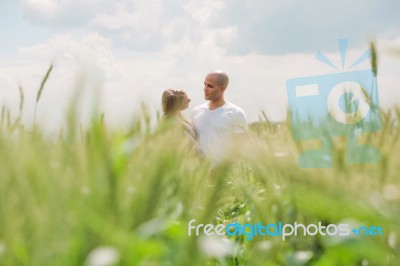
[0,102,399,265]
[1,46,400,265]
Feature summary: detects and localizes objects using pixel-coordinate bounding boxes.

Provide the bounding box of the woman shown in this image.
[161,89,196,141]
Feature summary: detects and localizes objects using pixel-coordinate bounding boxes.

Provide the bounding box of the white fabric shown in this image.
[191,102,247,161]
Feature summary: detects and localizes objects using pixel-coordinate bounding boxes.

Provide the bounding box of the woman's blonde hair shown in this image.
[162,89,186,117]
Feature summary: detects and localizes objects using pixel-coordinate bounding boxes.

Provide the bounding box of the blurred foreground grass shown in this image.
[0,103,399,266]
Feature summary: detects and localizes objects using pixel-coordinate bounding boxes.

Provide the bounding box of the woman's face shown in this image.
[180,93,191,110]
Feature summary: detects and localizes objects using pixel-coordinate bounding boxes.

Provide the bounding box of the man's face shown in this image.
[204,74,223,101]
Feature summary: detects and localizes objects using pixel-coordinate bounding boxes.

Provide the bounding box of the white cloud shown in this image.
[183,0,225,24]
[90,1,164,31]
[88,0,166,50]
[20,0,112,27]
[19,0,400,54]
[22,0,59,17]
[19,32,118,79]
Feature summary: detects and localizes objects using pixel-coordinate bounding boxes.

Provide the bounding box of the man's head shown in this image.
[203,70,229,101]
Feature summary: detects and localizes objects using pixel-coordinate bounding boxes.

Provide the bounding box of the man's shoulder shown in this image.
[224,102,246,115]
[192,103,209,112]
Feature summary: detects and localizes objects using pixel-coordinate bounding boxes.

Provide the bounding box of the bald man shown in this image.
[191,71,248,162]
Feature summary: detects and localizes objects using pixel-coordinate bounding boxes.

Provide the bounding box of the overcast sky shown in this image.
[0,0,399,130]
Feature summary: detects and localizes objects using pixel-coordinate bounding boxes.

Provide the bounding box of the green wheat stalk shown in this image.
[369,40,378,77]
[12,85,26,129]
[6,109,11,130]
[0,105,5,130]
[18,85,25,116]
[33,63,53,125]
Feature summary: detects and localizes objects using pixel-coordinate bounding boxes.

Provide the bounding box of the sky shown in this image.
[0,0,399,131]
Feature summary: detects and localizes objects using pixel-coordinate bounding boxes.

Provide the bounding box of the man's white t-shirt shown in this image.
[191,102,248,161]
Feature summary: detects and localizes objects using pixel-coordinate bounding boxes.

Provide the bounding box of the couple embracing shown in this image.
[162,70,248,162]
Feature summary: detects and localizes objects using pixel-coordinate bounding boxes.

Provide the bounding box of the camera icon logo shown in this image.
[286,39,381,168]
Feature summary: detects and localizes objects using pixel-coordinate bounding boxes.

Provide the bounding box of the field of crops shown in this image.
[0,98,399,265]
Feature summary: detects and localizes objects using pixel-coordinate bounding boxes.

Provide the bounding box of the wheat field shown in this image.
[0,52,400,265]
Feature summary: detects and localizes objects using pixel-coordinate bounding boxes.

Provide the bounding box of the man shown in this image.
[191,70,248,162]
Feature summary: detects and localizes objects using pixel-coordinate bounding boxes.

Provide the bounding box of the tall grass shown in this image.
[0,101,399,265]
